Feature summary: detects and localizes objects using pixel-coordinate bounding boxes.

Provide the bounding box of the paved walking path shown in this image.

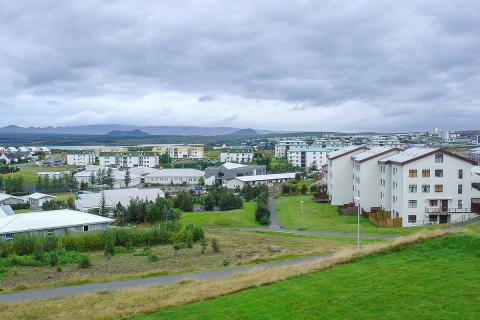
[0,253,332,304]
[268,196,281,230]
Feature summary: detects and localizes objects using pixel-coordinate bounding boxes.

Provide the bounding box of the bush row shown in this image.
[255,185,270,225]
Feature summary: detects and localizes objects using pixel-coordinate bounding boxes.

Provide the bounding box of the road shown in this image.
[0,253,332,304]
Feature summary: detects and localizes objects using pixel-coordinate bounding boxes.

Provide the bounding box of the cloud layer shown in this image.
[1,0,479,132]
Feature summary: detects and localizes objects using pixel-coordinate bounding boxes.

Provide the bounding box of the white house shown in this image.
[351,147,402,213]
[274,140,308,158]
[66,151,96,166]
[0,209,113,241]
[144,169,205,185]
[327,145,369,205]
[99,152,158,168]
[37,171,71,179]
[378,148,476,226]
[27,193,56,210]
[75,188,165,213]
[226,173,297,189]
[287,146,340,169]
[0,194,26,206]
[220,149,254,163]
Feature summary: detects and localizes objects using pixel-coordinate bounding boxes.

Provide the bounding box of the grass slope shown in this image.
[181,202,259,228]
[276,195,444,235]
[135,233,480,320]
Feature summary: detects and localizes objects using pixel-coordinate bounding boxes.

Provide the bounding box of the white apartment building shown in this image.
[99,152,158,168]
[220,150,254,163]
[66,151,96,166]
[287,147,340,169]
[152,144,204,159]
[351,147,401,213]
[144,169,205,185]
[378,148,476,227]
[327,145,369,205]
[274,140,308,158]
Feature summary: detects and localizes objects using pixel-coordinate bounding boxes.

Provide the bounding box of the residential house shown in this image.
[27,193,56,210]
[226,173,297,190]
[0,194,26,206]
[0,209,113,241]
[220,149,254,163]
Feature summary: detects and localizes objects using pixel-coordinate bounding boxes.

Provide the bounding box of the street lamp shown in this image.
[300,200,304,230]
[354,196,361,250]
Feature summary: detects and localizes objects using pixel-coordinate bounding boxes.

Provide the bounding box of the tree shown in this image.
[98,191,109,217]
[198,176,205,186]
[309,161,318,172]
[300,184,307,195]
[89,172,96,189]
[204,193,216,211]
[174,191,193,212]
[113,201,126,225]
[159,152,172,165]
[105,168,115,188]
[124,168,131,188]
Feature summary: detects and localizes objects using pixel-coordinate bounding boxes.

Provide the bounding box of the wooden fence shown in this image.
[369,212,402,228]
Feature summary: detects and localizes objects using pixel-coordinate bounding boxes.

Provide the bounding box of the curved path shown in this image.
[0,253,332,304]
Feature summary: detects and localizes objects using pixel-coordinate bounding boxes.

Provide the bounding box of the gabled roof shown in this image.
[379,148,477,165]
[352,147,401,163]
[327,145,368,160]
[222,162,248,169]
[0,205,15,218]
[233,173,296,182]
[28,193,56,200]
[0,194,25,202]
[0,210,113,234]
[145,168,204,178]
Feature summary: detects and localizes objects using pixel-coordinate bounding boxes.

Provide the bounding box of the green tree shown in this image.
[105,168,115,188]
[174,191,193,212]
[124,168,131,187]
[113,201,126,225]
[98,191,109,217]
[89,172,96,189]
[198,176,205,186]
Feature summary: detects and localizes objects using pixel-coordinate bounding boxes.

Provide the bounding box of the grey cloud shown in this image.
[0,0,479,131]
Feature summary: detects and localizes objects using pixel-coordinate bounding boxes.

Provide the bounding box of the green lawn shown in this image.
[275,195,444,235]
[7,163,76,185]
[133,232,480,320]
[181,202,260,228]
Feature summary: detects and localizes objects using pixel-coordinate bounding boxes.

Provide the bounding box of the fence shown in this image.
[369,211,402,228]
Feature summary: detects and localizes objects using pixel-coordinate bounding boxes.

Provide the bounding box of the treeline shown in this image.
[203,186,243,211]
[255,185,270,225]
[112,196,178,225]
[42,198,76,211]
[0,165,19,174]
[36,175,78,193]
[84,167,116,189]
[0,175,25,195]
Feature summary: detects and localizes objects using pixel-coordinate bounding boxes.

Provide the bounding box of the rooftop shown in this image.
[288,147,340,153]
[327,145,368,160]
[75,188,165,209]
[145,168,204,178]
[0,210,114,234]
[352,147,400,162]
[222,162,248,170]
[233,173,296,182]
[378,148,438,164]
[28,193,55,200]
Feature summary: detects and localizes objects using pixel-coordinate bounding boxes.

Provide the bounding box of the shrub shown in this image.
[200,239,208,254]
[49,251,59,267]
[211,238,220,253]
[78,255,92,269]
[56,265,62,272]
[114,246,128,254]
[148,254,158,262]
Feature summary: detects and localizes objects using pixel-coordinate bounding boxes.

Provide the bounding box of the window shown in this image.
[409,184,417,193]
[408,200,417,208]
[408,215,417,223]
[430,200,438,207]
[409,169,417,177]
[435,169,443,177]
[429,215,437,223]
[83,225,89,232]
[458,169,463,179]
[458,184,463,194]
[422,169,430,177]
[435,153,443,163]
[435,184,443,192]
[47,229,55,237]
[458,200,463,209]
[422,184,431,193]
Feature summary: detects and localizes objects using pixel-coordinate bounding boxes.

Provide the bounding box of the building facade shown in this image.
[287,147,340,169]
[99,152,158,168]
[220,150,254,163]
[66,151,96,166]
[144,169,205,185]
[152,144,204,159]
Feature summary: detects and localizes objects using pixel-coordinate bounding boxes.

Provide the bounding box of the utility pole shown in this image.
[300,200,304,230]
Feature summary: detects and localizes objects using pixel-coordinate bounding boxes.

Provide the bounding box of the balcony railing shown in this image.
[425,207,471,214]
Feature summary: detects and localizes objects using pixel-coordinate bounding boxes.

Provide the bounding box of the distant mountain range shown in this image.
[0,125,266,136]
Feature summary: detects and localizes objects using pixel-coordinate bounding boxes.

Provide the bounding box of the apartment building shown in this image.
[327,145,369,206]
[152,144,204,159]
[220,149,254,163]
[99,152,158,168]
[287,146,340,169]
[144,169,205,185]
[351,147,402,213]
[66,151,96,166]
[378,148,476,227]
[274,140,308,158]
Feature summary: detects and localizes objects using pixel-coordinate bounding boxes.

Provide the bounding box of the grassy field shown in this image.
[275,195,445,235]
[134,232,480,320]
[7,163,77,185]
[0,229,367,293]
[204,150,220,160]
[181,202,259,228]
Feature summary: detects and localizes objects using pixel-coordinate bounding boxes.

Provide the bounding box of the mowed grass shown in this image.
[275,195,444,235]
[181,202,260,228]
[134,232,480,320]
[7,163,76,185]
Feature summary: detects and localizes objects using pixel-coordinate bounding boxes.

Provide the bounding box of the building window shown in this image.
[409,170,417,178]
[458,200,463,209]
[435,184,443,192]
[408,200,417,208]
[83,225,89,232]
[430,200,438,207]
[458,184,463,194]
[422,169,430,177]
[408,215,417,223]
[47,229,55,237]
[458,169,463,179]
[422,184,431,193]
[408,184,417,193]
[435,153,443,163]
[435,169,443,177]
[429,215,437,223]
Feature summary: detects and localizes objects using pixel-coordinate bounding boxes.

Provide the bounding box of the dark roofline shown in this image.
[381,148,477,166]
[327,146,368,160]
[356,148,402,163]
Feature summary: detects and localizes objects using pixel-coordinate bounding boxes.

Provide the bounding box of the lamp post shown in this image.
[300,200,304,230]
[354,196,361,250]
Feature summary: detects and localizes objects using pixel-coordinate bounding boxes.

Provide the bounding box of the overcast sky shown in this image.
[1,0,479,132]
